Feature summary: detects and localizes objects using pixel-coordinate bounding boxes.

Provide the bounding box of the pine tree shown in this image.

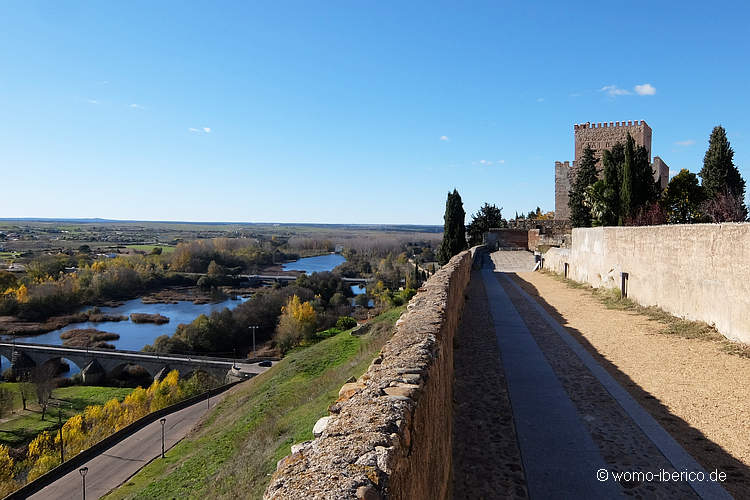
[437,189,467,265]
[620,134,634,223]
[700,125,746,201]
[568,147,598,227]
[466,202,503,247]
[662,169,706,223]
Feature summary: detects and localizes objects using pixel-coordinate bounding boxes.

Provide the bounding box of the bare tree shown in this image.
[17,374,34,411]
[32,364,56,421]
[702,189,748,222]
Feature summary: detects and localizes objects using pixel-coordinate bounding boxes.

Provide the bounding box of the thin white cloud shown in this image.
[129,103,145,109]
[87,99,99,104]
[675,139,694,147]
[569,92,582,97]
[600,85,631,97]
[475,159,504,166]
[188,127,200,132]
[203,127,211,133]
[440,135,450,141]
[536,97,545,102]
[634,83,656,96]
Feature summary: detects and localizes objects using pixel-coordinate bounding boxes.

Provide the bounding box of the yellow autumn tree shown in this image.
[0,444,14,482]
[27,454,60,482]
[56,414,85,457]
[274,295,318,352]
[149,370,182,412]
[27,431,54,462]
[0,444,14,497]
[13,285,28,303]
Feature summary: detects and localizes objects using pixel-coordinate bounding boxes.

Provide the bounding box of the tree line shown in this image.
[0,370,209,496]
[569,125,747,227]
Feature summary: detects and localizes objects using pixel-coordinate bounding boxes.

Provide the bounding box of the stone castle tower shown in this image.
[555,120,669,220]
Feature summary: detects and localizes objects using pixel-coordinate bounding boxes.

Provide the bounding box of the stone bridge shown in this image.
[0,342,263,384]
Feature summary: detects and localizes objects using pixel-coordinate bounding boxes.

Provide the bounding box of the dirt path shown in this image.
[512,270,750,498]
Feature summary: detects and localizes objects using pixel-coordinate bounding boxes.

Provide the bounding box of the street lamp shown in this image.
[248,325,258,359]
[79,467,88,500]
[160,418,166,458]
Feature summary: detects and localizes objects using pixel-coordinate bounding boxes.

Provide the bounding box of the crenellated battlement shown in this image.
[574,120,649,130]
[557,119,665,220]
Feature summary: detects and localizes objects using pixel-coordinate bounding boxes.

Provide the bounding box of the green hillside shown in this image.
[105,307,402,500]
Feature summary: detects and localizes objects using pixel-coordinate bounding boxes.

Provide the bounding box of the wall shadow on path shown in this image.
[508,272,750,499]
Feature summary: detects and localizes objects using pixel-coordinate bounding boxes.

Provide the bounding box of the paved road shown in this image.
[29,391,230,500]
[489,250,536,272]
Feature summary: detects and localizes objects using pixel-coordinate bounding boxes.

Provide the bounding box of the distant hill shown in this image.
[0,218,442,233]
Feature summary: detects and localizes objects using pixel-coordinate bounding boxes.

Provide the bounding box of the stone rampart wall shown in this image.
[487,229,529,249]
[543,225,750,344]
[264,247,480,500]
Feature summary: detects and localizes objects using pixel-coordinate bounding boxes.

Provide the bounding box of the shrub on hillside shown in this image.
[335,316,357,330]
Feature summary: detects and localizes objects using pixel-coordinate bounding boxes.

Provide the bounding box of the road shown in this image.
[29,390,231,500]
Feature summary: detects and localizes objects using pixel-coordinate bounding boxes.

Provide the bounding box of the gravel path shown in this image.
[453,251,742,499]
[511,270,750,498]
[499,273,697,499]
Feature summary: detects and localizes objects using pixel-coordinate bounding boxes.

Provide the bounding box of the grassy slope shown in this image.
[0,385,134,447]
[105,307,403,500]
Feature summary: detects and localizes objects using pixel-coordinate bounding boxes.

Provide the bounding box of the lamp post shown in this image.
[79,467,88,500]
[58,405,64,463]
[248,326,258,358]
[160,418,166,458]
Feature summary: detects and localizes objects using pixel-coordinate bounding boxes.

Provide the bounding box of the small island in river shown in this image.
[60,328,120,349]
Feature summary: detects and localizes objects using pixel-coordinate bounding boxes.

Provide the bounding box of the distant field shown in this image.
[0,384,134,447]
[125,244,176,254]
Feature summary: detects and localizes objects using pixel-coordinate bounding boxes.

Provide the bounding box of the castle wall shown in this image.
[555,161,572,220]
[653,156,669,190]
[556,120,665,221]
[543,224,750,344]
[574,120,652,164]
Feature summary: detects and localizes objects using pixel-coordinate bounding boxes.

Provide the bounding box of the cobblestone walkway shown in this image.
[452,252,733,499]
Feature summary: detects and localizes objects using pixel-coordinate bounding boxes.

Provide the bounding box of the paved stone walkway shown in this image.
[452,252,733,499]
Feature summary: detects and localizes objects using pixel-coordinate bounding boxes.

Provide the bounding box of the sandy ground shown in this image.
[512,271,750,497]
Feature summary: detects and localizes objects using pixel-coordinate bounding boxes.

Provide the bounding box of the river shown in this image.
[2,253,348,376]
[282,253,346,274]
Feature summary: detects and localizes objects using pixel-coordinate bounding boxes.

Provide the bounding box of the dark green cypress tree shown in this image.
[568,147,598,227]
[602,143,624,226]
[437,189,467,265]
[700,125,746,201]
[631,144,658,210]
[619,134,635,223]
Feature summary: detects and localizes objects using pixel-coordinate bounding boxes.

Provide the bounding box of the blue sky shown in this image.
[1,1,748,224]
